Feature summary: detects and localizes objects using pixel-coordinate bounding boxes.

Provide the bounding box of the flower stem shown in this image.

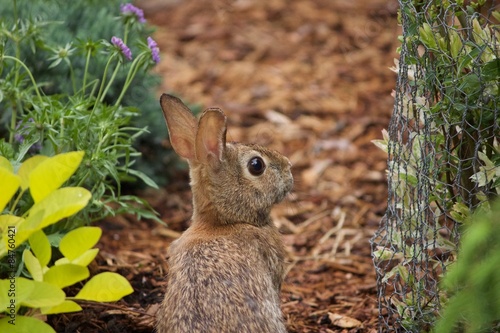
[100,62,122,103]
[3,56,43,102]
[82,48,92,96]
[114,53,145,107]
[68,61,77,95]
[123,24,130,45]
[86,54,115,131]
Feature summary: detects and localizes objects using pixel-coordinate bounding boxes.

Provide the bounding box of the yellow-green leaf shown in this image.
[54,257,69,265]
[43,264,89,289]
[0,156,13,172]
[21,280,65,308]
[11,209,45,252]
[41,300,82,315]
[57,248,100,267]
[0,167,21,212]
[493,11,500,22]
[448,29,462,59]
[23,249,43,282]
[0,279,16,312]
[18,155,49,191]
[29,151,84,203]
[29,230,51,268]
[0,277,35,312]
[60,226,101,261]
[22,187,91,232]
[0,215,24,258]
[0,315,55,333]
[70,248,100,267]
[0,215,24,231]
[419,22,437,49]
[74,272,133,302]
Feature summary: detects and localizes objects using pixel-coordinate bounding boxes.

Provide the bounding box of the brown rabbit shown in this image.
[156,94,293,333]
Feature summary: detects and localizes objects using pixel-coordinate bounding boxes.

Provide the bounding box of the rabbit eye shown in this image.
[248,156,266,176]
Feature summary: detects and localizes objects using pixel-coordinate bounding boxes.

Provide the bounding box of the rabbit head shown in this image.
[160,94,293,227]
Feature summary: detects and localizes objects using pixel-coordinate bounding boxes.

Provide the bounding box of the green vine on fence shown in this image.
[372,0,499,331]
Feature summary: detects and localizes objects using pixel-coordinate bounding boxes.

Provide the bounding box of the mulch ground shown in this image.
[50,0,400,332]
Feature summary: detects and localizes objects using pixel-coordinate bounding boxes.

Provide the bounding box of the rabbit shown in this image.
[156,94,293,333]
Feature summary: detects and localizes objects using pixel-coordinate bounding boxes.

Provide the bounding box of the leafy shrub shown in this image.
[435,200,500,333]
[0,0,163,223]
[372,0,499,330]
[0,151,133,333]
[0,2,160,330]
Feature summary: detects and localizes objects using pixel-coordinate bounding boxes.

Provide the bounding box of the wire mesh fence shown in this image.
[371,1,499,331]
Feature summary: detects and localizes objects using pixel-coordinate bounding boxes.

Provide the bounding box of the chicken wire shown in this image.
[371,1,499,331]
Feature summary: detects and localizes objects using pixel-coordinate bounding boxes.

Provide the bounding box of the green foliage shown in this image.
[0,0,198,186]
[0,152,133,332]
[372,0,499,330]
[0,0,164,223]
[435,200,500,333]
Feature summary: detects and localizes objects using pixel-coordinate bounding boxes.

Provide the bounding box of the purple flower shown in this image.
[14,118,34,144]
[120,3,146,24]
[147,37,160,64]
[14,118,41,153]
[14,132,24,144]
[111,36,132,61]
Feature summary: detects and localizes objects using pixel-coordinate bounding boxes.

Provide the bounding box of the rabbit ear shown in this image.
[196,108,227,168]
[160,94,198,160]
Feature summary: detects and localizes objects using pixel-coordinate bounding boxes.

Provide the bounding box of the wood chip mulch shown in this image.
[50,0,400,332]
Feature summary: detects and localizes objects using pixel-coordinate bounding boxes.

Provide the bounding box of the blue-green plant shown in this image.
[0,1,163,223]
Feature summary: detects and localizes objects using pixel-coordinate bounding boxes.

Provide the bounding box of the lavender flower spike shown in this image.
[147,37,160,64]
[111,36,132,61]
[120,3,146,24]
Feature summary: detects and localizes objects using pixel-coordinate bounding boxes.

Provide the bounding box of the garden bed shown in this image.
[50,0,400,331]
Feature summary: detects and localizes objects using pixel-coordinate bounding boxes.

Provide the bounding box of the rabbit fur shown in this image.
[156,94,293,333]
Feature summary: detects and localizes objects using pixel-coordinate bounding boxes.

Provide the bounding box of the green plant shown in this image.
[372,0,499,330]
[0,1,162,223]
[434,200,500,333]
[0,151,133,332]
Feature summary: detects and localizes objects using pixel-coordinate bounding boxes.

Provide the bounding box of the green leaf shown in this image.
[126,168,159,189]
[0,315,55,333]
[59,226,102,261]
[41,300,82,315]
[492,10,500,22]
[74,272,134,302]
[0,167,21,212]
[0,141,14,160]
[15,136,42,165]
[23,249,44,282]
[21,280,65,308]
[419,22,437,49]
[18,155,49,191]
[482,58,500,82]
[29,151,84,203]
[29,230,51,268]
[448,29,462,59]
[43,264,89,289]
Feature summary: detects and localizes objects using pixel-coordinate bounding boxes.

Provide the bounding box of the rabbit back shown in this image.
[156,223,288,333]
